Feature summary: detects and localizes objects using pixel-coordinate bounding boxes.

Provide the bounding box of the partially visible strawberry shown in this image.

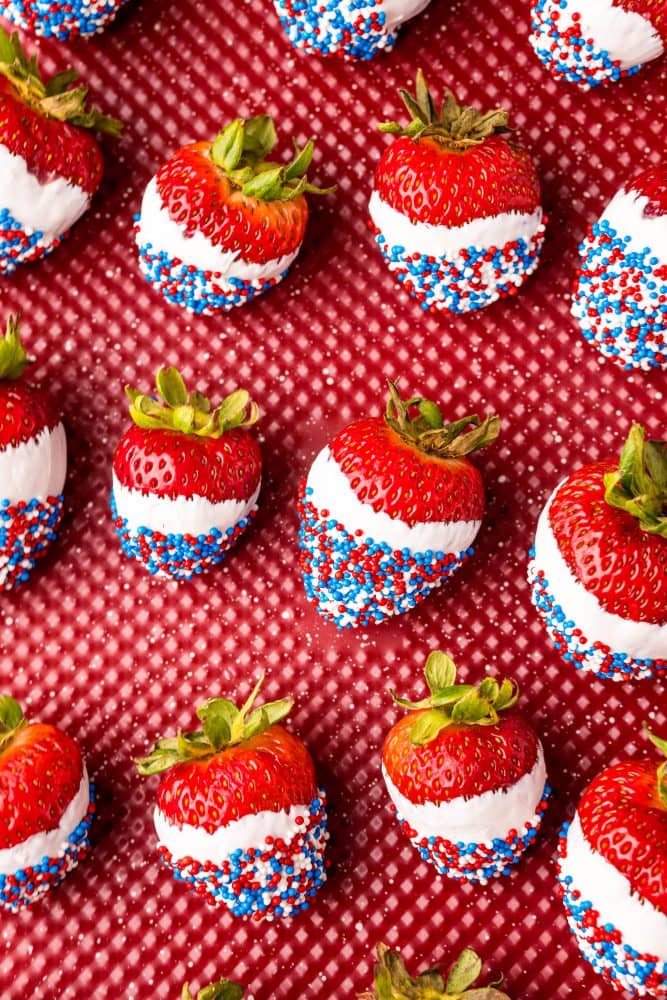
[0,694,94,911]
[369,71,544,313]
[298,380,500,628]
[381,651,548,883]
[0,27,121,273]
[578,741,667,913]
[529,424,667,681]
[111,366,262,581]
[572,163,667,371]
[0,0,130,40]
[531,0,666,88]
[136,114,333,315]
[557,728,667,996]
[0,314,67,590]
[358,942,512,1000]
[136,676,328,920]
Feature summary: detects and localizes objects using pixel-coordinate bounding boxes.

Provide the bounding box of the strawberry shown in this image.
[182,980,244,1000]
[135,114,333,315]
[0,694,94,912]
[111,366,262,581]
[274,0,432,61]
[0,314,67,590]
[557,727,667,997]
[381,651,549,884]
[531,0,666,87]
[369,71,544,314]
[136,675,328,920]
[528,424,667,681]
[0,27,121,273]
[572,163,667,371]
[297,380,500,629]
[0,0,129,38]
[358,942,512,1000]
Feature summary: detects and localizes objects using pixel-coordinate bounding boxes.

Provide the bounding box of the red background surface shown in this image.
[0,0,666,995]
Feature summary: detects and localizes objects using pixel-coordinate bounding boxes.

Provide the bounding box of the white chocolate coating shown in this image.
[136,177,299,280]
[383,745,547,843]
[369,191,544,257]
[0,145,90,238]
[154,800,312,864]
[306,446,481,553]
[112,474,260,536]
[0,424,67,503]
[561,812,667,962]
[0,768,90,875]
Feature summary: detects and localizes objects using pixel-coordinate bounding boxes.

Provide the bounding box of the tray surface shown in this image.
[0,0,666,996]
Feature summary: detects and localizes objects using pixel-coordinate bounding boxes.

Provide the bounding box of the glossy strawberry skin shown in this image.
[549,459,667,624]
[0,379,59,451]
[382,710,539,804]
[113,425,261,503]
[156,142,308,264]
[0,78,103,194]
[157,725,317,832]
[628,163,667,217]
[330,418,484,526]
[374,134,541,228]
[578,759,667,913]
[0,722,83,849]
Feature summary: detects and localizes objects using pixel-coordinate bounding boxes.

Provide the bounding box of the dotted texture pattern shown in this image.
[0,0,665,997]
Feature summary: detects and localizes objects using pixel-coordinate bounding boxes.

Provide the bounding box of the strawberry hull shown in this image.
[110,477,260,581]
[297,447,481,628]
[135,179,299,316]
[0,145,91,275]
[368,193,545,313]
[383,748,549,884]
[0,0,128,38]
[153,793,328,920]
[557,814,667,997]
[274,0,431,60]
[530,0,665,87]
[528,487,667,682]
[0,423,67,590]
[572,184,667,372]
[0,772,95,913]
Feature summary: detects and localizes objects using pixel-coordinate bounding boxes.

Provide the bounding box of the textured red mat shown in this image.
[0,0,665,996]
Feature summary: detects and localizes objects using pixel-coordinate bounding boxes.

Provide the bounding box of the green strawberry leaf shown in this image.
[285,139,314,181]
[494,679,518,711]
[451,690,494,724]
[197,699,238,749]
[424,650,457,694]
[0,694,24,732]
[409,708,451,746]
[430,685,474,708]
[156,366,188,407]
[445,948,482,993]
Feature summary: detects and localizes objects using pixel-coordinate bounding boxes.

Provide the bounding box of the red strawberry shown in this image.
[369,71,544,313]
[135,114,333,315]
[381,651,548,883]
[111,366,262,581]
[0,314,67,590]
[0,694,94,911]
[557,728,667,996]
[358,942,512,1000]
[531,0,666,89]
[136,676,328,920]
[529,424,667,681]
[0,27,121,274]
[298,380,500,628]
